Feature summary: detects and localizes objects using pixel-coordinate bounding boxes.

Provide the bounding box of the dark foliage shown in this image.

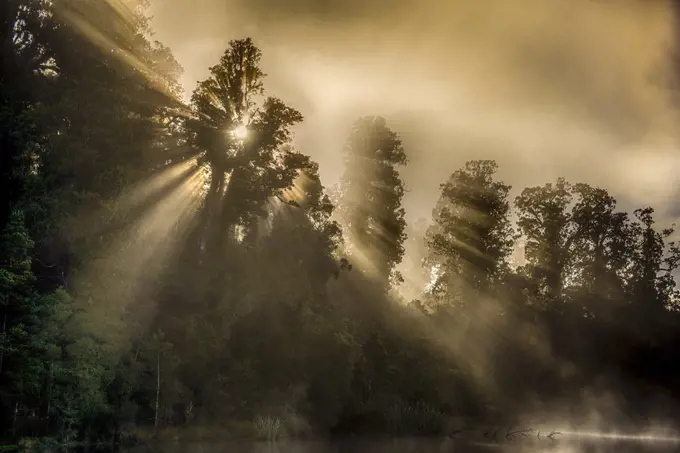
[2,1,680,445]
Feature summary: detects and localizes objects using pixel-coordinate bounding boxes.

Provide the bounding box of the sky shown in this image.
[149,0,680,291]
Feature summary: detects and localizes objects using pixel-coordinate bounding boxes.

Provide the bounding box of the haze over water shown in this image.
[69,436,680,453]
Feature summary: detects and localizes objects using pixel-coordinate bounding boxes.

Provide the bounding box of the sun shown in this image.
[231,124,248,140]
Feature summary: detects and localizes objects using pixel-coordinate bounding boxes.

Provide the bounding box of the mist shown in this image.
[149,0,680,312]
[151,0,679,217]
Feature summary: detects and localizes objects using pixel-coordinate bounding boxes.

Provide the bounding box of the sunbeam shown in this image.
[71,165,204,353]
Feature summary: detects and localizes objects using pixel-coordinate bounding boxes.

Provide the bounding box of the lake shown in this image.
[63,437,680,453]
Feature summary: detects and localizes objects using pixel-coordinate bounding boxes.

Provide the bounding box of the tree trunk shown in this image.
[154,352,160,430]
[11,401,18,437]
[0,307,6,375]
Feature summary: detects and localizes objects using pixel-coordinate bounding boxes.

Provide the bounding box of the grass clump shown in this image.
[254,415,284,441]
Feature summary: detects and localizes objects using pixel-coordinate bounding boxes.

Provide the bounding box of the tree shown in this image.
[259,162,345,300]
[146,39,352,425]
[424,160,515,310]
[0,210,73,438]
[514,178,575,305]
[336,116,408,286]
[41,0,187,219]
[567,184,638,317]
[187,38,317,249]
[628,207,680,317]
[0,1,53,233]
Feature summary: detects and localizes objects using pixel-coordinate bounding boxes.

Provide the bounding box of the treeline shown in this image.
[2,0,680,446]
[415,163,680,423]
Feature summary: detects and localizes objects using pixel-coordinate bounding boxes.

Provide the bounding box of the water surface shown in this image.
[67,437,680,453]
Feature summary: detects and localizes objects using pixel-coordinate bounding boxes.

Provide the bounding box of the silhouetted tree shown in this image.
[515,178,575,305]
[336,116,408,286]
[424,160,515,311]
[187,38,316,245]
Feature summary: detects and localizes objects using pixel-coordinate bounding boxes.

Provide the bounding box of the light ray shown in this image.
[117,159,197,213]
[56,0,181,100]
[71,167,204,355]
[64,159,198,244]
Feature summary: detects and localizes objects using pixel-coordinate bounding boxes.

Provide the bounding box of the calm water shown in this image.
[64,438,680,453]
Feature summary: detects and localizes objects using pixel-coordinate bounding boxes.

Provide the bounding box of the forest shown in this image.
[2,0,680,447]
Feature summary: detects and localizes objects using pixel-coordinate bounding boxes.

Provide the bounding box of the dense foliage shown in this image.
[2,0,680,446]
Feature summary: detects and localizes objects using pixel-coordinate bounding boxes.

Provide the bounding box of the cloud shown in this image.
[151,0,679,222]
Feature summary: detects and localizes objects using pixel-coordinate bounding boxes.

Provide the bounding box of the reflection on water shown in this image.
[67,437,680,453]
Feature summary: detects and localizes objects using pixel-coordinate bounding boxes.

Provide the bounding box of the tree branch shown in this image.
[547,431,562,440]
[506,428,533,440]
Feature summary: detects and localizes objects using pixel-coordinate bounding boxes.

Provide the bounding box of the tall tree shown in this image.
[568,184,637,317]
[150,39,349,422]
[627,207,680,316]
[187,38,316,248]
[42,0,186,213]
[336,116,408,286]
[425,160,514,310]
[0,0,53,233]
[514,178,575,305]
